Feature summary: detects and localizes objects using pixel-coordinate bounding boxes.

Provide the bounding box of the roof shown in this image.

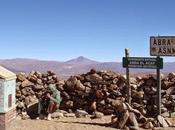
[0,66,16,80]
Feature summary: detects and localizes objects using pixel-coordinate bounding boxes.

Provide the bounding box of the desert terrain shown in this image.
[9,116,175,130]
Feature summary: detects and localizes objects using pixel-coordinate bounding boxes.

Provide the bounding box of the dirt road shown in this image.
[9,116,175,130]
[9,116,116,130]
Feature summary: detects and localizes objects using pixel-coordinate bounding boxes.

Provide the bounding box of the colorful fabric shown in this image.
[48,84,62,108]
[47,101,57,113]
[38,84,62,115]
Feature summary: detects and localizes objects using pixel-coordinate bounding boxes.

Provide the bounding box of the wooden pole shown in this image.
[157,56,161,115]
[125,48,131,104]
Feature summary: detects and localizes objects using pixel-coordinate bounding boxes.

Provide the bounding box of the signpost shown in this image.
[123,57,163,69]
[150,36,175,56]
[123,48,163,115]
[150,36,175,115]
[156,56,161,116]
[125,49,131,105]
[123,36,175,116]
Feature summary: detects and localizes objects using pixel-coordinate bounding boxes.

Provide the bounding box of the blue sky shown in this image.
[0,0,175,62]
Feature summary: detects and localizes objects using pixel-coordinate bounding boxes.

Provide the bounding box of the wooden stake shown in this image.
[125,48,131,104]
[157,56,161,115]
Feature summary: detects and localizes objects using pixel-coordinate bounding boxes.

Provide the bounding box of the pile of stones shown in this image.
[16,70,59,115]
[15,69,175,129]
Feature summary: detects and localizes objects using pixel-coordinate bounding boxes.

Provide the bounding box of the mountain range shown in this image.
[0,56,175,79]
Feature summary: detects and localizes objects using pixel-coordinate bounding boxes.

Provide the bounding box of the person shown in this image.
[37,84,62,120]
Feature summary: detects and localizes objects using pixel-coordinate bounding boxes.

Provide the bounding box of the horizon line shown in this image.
[0,57,175,63]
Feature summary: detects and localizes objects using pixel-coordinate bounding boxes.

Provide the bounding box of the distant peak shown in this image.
[76,56,89,60]
[65,56,98,64]
[77,56,86,59]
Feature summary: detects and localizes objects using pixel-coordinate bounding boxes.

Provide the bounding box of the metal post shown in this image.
[157,56,161,115]
[125,48,131,104]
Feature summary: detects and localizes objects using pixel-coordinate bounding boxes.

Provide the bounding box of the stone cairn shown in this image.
[16,69,175,129]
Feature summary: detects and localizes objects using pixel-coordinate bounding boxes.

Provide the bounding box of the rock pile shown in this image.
[15,69,175,129]
[111,102,172,129]
[59,69,127,115]
[16,70,59,114]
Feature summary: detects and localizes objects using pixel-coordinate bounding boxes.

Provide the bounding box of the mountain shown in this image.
[0,57,100,78]
[65,56,98,65]
[0,57,175,79]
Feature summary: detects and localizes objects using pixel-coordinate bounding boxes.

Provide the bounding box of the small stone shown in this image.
[162,81,174,90]
[170,112,175,117]
[161,107,168,113]
[35,71,42,78]
[111,116,118,124]
[58,110,68,114]
[130,77,137,84]
[129,112,139,130]
[62,92,70,100]
[17,72,26,82]
[25,97,30,106]
[157,115,169,127]
[21,88,28,96]
[21,112,30,120]
[92,111,104,119]
[95,90,104,99]
[167,87,175,95]
[75,110,89,118]
[64,113,76,118]
[108,99,124,112]
[16,115,22,120]
[65,100,74,109]
[66,76,78,88]
[17,101,25,109]
[142,120,154,129]
[51,112,64,118]
[138,115,147,124]
[99,100,105,105]
[168,72,175,79]
[162,112,170,118]
[165,118,172,127]
[47,70,55,76]
[111,116,118,128]
[85,73,102,83]
[90,101,97,111]
[28,75,37,83]
[132,90,144,99]
[84,82,92,88]
[33,85,44,90]
[37,79,43,85]
[118,110,129,129]
[21,79,33,88]
[75,80,85,91]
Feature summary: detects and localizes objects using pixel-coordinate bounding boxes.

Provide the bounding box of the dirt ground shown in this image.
[9,116,175,130]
